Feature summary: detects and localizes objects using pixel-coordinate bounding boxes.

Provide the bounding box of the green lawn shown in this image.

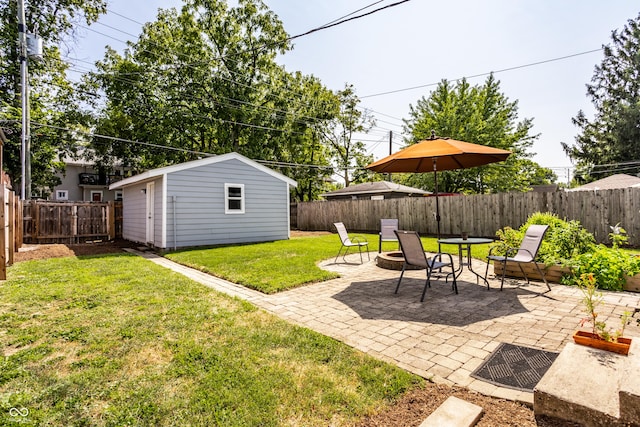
[165,233,493,293]
[0,253,422,426]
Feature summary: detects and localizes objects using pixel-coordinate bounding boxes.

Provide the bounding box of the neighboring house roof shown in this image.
[320,181,430,198]
[568,174,640,191]
[109,152,297,190]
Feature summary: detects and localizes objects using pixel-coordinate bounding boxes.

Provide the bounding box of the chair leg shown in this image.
[450,263,458,295]
[484,258,492,290]
[395,264,407,294]
[421,269,432,302]
[334,244,344,263]
[357,245,363,264]
[342,245,351,262]
[518,263,530,284]
[500,260,507,291]
[533,262,551,291]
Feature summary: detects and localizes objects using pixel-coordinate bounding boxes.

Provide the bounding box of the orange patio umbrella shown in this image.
[366,132,511,238]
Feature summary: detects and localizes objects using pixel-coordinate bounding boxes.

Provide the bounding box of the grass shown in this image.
[0,253,422,426]
[165,233,493,293]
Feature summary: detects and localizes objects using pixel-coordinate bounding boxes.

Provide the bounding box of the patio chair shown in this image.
[378,218,399,252]
[484,224,551,291]
[333,222,370,264]
[394,230,457,302]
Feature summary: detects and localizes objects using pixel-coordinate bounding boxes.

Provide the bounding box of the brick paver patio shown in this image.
[130,249,640,406]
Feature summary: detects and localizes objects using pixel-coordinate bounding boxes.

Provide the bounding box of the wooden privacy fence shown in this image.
[295,188,640,246]
[0,185,21,280]
[23,200,123,244]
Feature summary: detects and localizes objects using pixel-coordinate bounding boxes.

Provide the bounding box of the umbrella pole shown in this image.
[433,159,441,242]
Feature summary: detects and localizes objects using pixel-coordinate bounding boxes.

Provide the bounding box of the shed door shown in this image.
[146,182,155,244]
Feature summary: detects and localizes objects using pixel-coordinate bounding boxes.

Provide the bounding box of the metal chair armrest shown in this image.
[351,235,368,245]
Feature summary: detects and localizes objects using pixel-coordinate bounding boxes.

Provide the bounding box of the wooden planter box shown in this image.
[624,274,640,293]
[492,260,570,283]
[573,331,631,355]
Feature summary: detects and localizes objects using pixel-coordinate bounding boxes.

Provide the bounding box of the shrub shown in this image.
[491,212,596,265]
[491,212,640,291]
[562,245,640,291]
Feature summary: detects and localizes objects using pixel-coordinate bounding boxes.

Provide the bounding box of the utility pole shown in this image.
[17,0,30,200]
[387,130,392,182]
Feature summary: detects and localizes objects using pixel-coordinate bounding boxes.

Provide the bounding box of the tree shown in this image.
[562,13,640,182]
[86,0,339,196]
[319,84,375,187]
[0,0,107,194]
[401,75,555,193]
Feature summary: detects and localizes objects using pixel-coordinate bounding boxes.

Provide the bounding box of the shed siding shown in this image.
[122,182,147,244]
[151,177,164,248]
[165,158,289,248]
[121,177,165,246]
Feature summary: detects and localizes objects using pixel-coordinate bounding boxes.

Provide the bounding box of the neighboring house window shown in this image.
[90,191,103,202]
[115,190,123,201]
[56,190,68,201]
[225,183,244,214]
[371,195,384,200]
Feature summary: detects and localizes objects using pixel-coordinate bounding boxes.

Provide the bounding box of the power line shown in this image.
[361,48,605,98]
[321,1,386,27]
[28,121,346,171]
[287,0,412,41]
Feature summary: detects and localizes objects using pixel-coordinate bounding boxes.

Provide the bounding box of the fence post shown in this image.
[108,201,115,240]
[16,198,22,250]
[0,185,6,280]
[7,189,14,265]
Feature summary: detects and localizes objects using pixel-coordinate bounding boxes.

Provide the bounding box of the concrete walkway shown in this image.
[127,249,640,406]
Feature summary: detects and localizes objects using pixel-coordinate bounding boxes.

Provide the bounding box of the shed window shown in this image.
[225,183,245,214]
[56,190,68,201]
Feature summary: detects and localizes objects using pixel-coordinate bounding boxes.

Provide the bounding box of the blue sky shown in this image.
[70,1,640,184]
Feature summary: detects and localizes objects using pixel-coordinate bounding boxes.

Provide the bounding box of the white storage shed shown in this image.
[109,152,297,249]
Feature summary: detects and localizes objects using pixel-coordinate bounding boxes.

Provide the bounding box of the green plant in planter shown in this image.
[562,245,640,290]
[577,272,631,342]
[491,212,596,266]
[609,223,628,249]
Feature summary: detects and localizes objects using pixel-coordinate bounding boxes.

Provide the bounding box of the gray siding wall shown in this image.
[51,164,122,202]
[165,158,289,248]
[122,179,165,245]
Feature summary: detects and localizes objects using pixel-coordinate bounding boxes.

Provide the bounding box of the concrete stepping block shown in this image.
[419,396,484,427]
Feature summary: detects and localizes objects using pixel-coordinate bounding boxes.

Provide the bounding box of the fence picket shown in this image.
[295,188,640,246]
[23,201,122,244]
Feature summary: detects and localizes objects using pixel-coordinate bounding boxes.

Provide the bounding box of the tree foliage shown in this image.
[400,75,555,193]
[85,0,344,201]
[318,84,375,187]
[562,13,640,183]
[0,0,106,194]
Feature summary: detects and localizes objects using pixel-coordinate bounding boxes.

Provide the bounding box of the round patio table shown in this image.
[438,237,493,288]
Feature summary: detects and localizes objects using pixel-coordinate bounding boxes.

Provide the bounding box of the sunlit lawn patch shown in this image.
[165,233,477,294]
[0,254,421,426]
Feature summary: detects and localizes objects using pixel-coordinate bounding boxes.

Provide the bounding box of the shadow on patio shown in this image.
[332,274,558,327]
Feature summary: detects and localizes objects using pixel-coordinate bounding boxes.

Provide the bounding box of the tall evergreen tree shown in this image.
[562,13,640,182]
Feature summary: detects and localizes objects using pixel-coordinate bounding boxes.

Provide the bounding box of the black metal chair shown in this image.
[394,230,457,302]
[484,224,551,291]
